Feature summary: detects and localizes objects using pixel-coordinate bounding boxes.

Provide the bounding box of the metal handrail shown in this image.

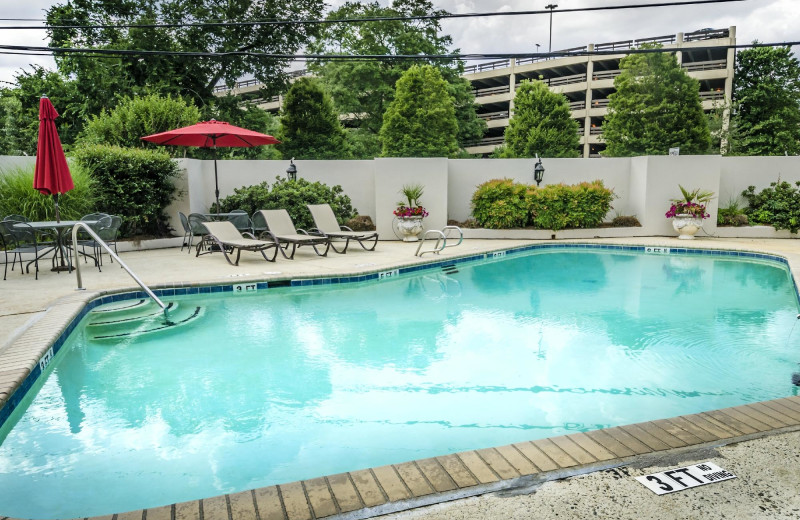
[415,226,463,257]
[71,222,168,318]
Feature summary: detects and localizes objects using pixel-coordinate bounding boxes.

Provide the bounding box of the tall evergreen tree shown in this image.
[731,45,800,156]
[309,0,484,155]
[278,77,350,160]
[602,45,711,156]
[379,65,459,157]
[497,80,580,158]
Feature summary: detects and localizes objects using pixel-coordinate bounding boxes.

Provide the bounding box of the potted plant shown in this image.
[665,185,714,239]
[394,183,429,242]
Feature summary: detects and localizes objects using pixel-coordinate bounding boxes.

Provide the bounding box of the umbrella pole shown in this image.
[213,144,221,218]
[53,193,61,222]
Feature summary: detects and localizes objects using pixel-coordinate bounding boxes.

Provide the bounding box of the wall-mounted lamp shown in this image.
[286,157,297,181]
[533,154,545,186]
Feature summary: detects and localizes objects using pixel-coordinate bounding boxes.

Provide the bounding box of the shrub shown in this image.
[610,215,641,227]
[717,197,749,227]
[471,179,532,229]
[214,177,356,231]
[78,94,200,152]
[742,180,800,233]
[345,215,375,231]
[72,145,180,237]
[0,163,98,221]
[471,179,615,230]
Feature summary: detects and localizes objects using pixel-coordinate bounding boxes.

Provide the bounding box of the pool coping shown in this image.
[2,238,800,520]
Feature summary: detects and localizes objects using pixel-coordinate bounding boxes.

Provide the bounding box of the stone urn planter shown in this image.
[396,216,425,242]
[671,214,703,239]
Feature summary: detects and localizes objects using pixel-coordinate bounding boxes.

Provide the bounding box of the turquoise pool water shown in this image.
[0,249,799,518]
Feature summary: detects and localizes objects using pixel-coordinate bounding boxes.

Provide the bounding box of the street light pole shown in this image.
[545,4,558,53]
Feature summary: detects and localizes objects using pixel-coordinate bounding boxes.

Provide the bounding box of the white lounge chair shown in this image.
[197,221,278,265]
[307,204,378,254]
[257,209,331,259]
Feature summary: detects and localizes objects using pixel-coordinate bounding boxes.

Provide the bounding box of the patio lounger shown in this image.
[307,204,378,254]
[197,221,278,265]
[256,209,331,259]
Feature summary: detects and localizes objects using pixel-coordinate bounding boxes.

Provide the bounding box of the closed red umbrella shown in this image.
[33,96,74,222]
[141,119,280,213]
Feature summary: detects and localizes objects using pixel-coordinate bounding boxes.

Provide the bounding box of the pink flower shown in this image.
[394,205,429,218]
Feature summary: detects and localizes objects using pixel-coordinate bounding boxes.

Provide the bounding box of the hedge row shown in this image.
[471,179,615,230]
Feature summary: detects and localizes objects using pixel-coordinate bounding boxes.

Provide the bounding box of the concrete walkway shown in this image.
[1,237,800,520]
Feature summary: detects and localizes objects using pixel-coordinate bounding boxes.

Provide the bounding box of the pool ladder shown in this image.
[415,226,463,257]
[71,222,171,322]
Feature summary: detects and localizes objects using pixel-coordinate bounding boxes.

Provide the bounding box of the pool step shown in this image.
[86,302,178,333]
[86,302,204,341]
[89,298,151,316]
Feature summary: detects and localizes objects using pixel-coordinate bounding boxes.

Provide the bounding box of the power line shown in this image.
[0,0,745,31]
[0,40,791,62]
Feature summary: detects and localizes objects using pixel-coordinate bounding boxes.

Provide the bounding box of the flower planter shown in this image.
[396,216,425,242]
[671,214,704,239]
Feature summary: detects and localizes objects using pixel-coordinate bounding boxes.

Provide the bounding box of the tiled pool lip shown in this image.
[1,239,799,520]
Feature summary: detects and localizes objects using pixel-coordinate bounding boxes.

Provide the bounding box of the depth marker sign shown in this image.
[635,462,736,495]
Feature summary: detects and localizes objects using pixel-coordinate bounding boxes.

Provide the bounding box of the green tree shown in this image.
[4,67,83,155]
[0,91,24,156]
[78,94,200,151]
[211,97,281,160]
[379,65,459,157]
[277,77,350,160]
[310,0,484,152]
[45,0,325,116]
[496,79,580,158]
[602,45,711,156]
[731,45,800,156]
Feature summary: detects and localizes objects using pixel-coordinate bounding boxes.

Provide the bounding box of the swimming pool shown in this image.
[1,246,798,518]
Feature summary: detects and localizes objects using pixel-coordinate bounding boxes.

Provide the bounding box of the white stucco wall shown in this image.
[637,155,721,235]
[719,156,800,207]
[374,158,448,238]
[6,154,800,240]
[0,156,36,171]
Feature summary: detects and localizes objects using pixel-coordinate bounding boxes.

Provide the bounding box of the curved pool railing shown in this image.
[71,222,169,320]
[415,225,464,257]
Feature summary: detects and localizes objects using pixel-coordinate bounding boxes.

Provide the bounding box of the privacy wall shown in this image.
[3,155,799,239]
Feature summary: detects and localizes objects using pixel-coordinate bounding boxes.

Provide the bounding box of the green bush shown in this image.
[717,197,749,227]
[471,179,532,229]
[78,93,201,152]
[611,214,641,227]
[742,180,800,233]
[214,177,356,231]
[471,179,615,230]
[0,162,98,220]
[72,145,180,237]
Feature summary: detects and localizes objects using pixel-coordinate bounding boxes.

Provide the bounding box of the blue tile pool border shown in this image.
[1,242,796,431]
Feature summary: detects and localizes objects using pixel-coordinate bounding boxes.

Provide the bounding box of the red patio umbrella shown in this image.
[141,119,280,213]
[33,96,74,222]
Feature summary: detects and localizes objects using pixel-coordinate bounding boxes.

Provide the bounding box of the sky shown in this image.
[1,0,799,86]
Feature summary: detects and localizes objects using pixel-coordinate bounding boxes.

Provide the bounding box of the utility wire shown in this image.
[0,40,790,61]
[0,0,745,31]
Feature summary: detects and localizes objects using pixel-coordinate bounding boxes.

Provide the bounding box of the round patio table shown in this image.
[16,220,96,272]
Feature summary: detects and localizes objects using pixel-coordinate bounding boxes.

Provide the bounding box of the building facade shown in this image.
[216,27,736,158]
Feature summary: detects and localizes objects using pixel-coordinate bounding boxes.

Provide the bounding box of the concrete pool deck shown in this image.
[1,236,800,520]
